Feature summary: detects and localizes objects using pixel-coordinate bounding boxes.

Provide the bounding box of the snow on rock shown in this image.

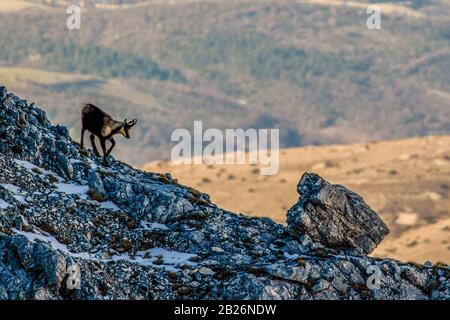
[140,221,169,231]
[13,229,92,260]
[98,201,121,211]
[0,183,27,204]
[54,183,89,198]
[110,248,198,272]
[0,198,11,209]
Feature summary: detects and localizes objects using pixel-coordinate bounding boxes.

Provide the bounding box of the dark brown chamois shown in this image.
[80,103,137,164]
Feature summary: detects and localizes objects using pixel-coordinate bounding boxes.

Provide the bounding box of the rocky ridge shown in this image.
[0,86,449,300]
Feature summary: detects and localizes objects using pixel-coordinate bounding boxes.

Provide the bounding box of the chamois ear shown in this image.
[128,119,137,127]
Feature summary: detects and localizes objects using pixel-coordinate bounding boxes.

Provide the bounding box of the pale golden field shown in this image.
[0,67,97,88]
[300,0,425,18]
[144,136,450,264]
[0,0,42,12]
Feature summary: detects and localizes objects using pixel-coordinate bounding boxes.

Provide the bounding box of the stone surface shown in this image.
[0,87,448,300]
[287,172,390,255]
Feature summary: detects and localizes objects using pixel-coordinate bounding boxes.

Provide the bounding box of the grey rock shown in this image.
[0,86,6,101]
[261,280,297,299]
[264,264,310,284]
[0,235,67,300]
[87,169,107,201]
[312,279,331,293]
[211,246,225,253]
[287,172,389,255]
[198,267,215,276]
[189,231,205,244]
[331,276,348,293]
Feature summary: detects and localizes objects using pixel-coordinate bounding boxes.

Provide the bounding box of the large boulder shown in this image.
[287,172,389,255]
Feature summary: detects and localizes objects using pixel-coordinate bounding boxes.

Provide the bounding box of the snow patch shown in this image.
[14,159,38,171]
[0,183,27,204]
[12,229,197,271]
[54,183,89,199]
[0,198,11,209]
[13,229,91,260]
[14,159,63,182]
[69,159,84,165]
[1,183,20,194]
[54,183,122,212]
[110,248,197,271]
[150,248,197,266]
[98,201,121,211]
[284,252,300,260]
[85,158,99,169]
[140,221,169,231]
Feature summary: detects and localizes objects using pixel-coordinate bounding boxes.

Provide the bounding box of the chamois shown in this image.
[80,103,137,164]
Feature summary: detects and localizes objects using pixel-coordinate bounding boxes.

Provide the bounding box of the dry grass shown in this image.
[373,218,450,264]
[144,136,450,263]
[0,67,97,89]
[300,0,425,18]
[0,0,43,12]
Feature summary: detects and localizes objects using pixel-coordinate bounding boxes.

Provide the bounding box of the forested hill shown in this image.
[0,0,449,165]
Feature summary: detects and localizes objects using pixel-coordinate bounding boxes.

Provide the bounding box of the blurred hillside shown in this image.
[0,0,449,165]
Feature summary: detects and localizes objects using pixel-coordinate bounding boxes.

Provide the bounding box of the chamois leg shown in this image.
[106,138,116,157]
[100,138,108,165]
[80,128,86,149]
[90,134,100,156]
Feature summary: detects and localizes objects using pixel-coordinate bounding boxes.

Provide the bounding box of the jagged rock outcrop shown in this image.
[0,87,449,300]
[287,173,389,255]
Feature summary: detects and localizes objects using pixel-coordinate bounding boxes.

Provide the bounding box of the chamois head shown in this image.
[120,119,137,139]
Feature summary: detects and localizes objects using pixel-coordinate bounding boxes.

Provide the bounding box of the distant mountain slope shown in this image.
[144,136,450,263]
[0,1,43,12]
[0,0,449,165]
